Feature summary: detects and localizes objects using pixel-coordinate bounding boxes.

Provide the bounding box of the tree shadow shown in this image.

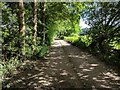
[2,40,120,89]
[2,40,81,89]
[62,40,120,89]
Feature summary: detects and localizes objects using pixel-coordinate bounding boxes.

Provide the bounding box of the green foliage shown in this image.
[40,46,49,57]
[25,46,33,58]
[25,44,48,59]
[80,35,92,47]
[2,2,20,60]
[46,24,57,45]
[32,45,48,58]
[64,36,79,43]
[64,35,92,49]
[82,2,120,50]
[65,36,86,49]
[109,37,120,50]
[79,2,120,67]
[0,57,21,79]
[45,2,84,40]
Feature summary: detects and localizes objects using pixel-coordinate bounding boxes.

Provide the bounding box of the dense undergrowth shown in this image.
[0,57,21,80]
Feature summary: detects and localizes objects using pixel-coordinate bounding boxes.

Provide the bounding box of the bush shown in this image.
[0,57,21,79]
[64,36,79,43]
[33,45,49,59]
[64,35,92,49]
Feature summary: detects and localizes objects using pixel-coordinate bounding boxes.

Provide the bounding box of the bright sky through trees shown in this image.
[79,19,90,29]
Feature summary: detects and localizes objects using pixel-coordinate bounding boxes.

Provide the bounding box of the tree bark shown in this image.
[18,0,25,35]
[33,0,38,52]
[18,0,25,57]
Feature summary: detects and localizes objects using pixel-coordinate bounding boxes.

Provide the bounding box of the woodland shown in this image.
[0,1,120,89]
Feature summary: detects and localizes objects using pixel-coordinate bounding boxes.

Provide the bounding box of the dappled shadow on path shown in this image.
[3,40,81,89]
[61,40,120,89]
[3,40,120,89]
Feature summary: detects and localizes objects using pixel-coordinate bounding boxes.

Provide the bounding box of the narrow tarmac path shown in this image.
[3,40,120,89]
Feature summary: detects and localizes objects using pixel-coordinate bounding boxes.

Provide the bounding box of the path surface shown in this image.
[4,40,120,89]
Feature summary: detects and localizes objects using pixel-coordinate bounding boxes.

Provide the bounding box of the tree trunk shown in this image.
[33,0,38,52]
[18,0,25,57]
[18,0,25,35]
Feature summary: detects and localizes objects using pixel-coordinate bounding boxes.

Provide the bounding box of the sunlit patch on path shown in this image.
[3,39,120,89]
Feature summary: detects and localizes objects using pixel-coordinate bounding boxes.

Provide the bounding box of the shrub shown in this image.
[0,57,21,79]
[64,35,92,49]
[33,45,49,58]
